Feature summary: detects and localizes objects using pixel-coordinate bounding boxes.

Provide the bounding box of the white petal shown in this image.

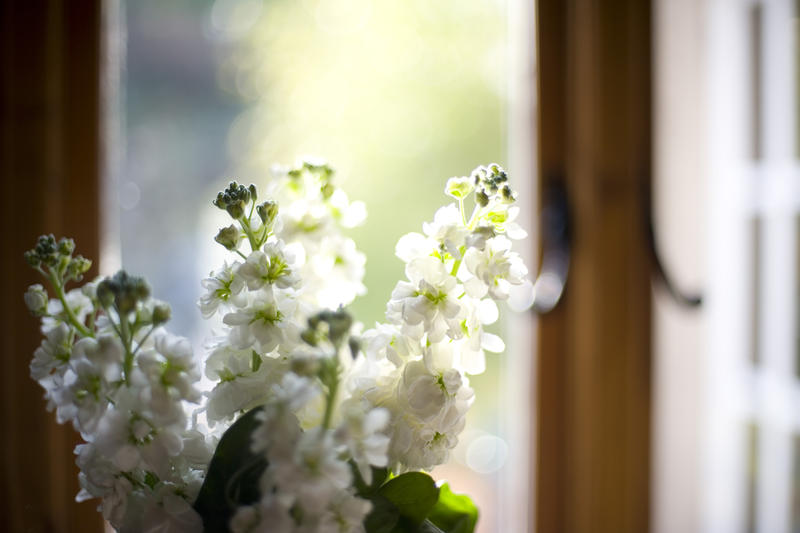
[478,299,499,325]
[481,332,505,353]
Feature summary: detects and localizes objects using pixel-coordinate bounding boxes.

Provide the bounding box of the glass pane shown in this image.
[752,216,762,366]
[119,1,520,532]
[747,421,760,533]
[797,215,800,378]
[792,434,800,533]
[751,2,763,160]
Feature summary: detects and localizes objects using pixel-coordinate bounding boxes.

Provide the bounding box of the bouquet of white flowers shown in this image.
[23,161,531,533]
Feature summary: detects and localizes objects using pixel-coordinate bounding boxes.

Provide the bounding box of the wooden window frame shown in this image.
[0,1,105,531]
[534,1,653,532]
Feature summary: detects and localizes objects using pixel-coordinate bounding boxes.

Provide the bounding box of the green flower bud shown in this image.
[348,337,361,360]
[66,256,92,282]
[24,284,49,316]
[305,309,353,348]
[58,238,75,256]
[300,328,320,347]
[215,225,242,251]
[290,353,322,377]
[475,189,490,207]
[96,280,115,307]
[152,302,171,325]
[321,183,335,199]
[500,184,517,203]
[24,250,41,267]
[445,176,474,200]
[248,183,258,202]
[213,181,251,220]
[256,200,279,226]
[98,270,150,314]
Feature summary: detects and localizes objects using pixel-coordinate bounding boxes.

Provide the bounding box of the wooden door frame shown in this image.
[534,1,653,532]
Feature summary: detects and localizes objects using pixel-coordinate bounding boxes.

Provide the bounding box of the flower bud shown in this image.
[290,353,322,377]
[66,256,92,282]
[152,302,171,325]
[475,189,490,207]
[24,284,49,316]
[58,238,75,256]
[215,225,242,251]
[445,176,474,200]
[256,201,279,226]
[500,184,517,203]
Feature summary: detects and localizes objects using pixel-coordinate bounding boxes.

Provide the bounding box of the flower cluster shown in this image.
[356,164,530,471]
[24,161,530,533]
[25,238,205,532]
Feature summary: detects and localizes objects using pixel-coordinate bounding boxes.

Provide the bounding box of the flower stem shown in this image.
[49,272,92,338]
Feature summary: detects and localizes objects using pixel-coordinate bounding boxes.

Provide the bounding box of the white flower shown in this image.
[422,204,468,259]
[223,292,298,352]
[303,235,366,309]
[238,241,303,292]
[388,257,463,342]
[462,236,528,300]
[56,335,124,435]
[30,322,72,381]
[316,492,372,533]
[273,427,352,515]
[139,487,203,533]
[42,287,92,332]
[230,496,293,533]
[395,232,436,263]
[205,348,286,424]
[334,403,390,484]
[198,262,246,318]
[361,323,421,367]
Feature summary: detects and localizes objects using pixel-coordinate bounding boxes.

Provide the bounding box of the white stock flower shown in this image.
[238,241,303,292]
[395,232,436,263]
[463,235,528,300]
[30,322,72,381]
[42,287,92,332]
[223,292,298,352]
[388,257,463,342]
[422,204,468,259]
[198,262,246,318]
[334,403,390,484]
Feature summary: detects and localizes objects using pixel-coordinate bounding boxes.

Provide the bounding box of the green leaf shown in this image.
[426,483,478,533]
[193,406,267,532]
[377,472,439,526]
[364,494,401,533]
[352,463,390,497]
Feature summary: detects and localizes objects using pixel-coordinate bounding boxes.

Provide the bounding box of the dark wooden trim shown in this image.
[534,1,652,532]
[0,1,105,531]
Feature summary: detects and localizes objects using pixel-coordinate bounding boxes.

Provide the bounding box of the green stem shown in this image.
[450,245,466,277]
[118,306,134,383]
[132,325,156,358]
[321,368,340,430]
[49,272,93,338]
[239,217,259,251]
[450,259,462,277]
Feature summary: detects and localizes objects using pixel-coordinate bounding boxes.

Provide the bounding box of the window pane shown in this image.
[119,2,521,532]
[747,421,760,533]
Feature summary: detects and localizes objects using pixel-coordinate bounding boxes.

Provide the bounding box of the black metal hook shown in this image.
[529,175,701,313]
[644,180,703,308]
[531,177,571,313]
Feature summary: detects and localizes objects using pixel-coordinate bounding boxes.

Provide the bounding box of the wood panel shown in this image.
[534,1,652,532]
[0,1,105,531]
